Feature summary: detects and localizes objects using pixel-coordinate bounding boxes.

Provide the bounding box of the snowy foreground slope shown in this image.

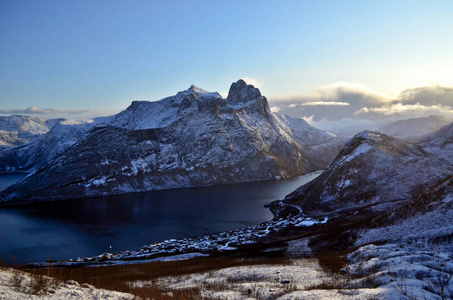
[0,267,135,300]
[0,79,345,204]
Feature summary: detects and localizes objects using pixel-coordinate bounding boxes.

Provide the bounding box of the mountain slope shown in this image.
[1,80,344,204]
[377,115,451,142]
[0,115,64,147]
[268,128,453,218]
[0,119,109,172]
[272,114,348,168]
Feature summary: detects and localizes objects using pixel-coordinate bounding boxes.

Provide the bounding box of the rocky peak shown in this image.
[227,79,262,105]
[188,84,207,94]
[182,84,222,101]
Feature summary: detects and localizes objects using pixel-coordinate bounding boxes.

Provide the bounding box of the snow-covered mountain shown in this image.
[0,115,64,147]
[0,80,345,204]
[268,125,453,218]
[263,124,453,299]
[377,115,452,142]
[0,118,111,172]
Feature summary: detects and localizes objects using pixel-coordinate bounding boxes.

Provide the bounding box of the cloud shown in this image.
[397,86,453,107]
[300,101,350,106]
[269,83,453,135]
[356,103,453,117]
[0,106,89,115]
[0,106,118,120]
[270,106,282,113]
[242,77,263,89]
[316,82,389,104]
[270,82,390,123]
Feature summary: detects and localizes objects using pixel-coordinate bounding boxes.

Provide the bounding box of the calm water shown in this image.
[0,172,320,264]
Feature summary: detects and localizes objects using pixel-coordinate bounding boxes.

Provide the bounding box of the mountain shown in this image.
[268,126,453,218]
[272,114,348,168]
[0,115,64,147]
[0,118,108,172]
[376,115,452,142]
[0,80,345,204]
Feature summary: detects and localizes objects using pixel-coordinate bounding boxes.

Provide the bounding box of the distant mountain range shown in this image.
[0,79,345,204]
[376,115,451,142]
[0,115,65,147]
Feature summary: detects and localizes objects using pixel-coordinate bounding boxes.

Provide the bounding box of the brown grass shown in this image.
[25,255,292,299]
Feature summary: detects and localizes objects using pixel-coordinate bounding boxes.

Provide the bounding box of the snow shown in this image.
[346,243,453,300]
[112,100,180,130]
[129,157,149,175]
[131,258,386,300]
[0,267,135,300]
[341,143,373,163]
[188,84,223,99]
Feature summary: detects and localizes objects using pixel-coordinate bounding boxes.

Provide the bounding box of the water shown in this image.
[0,172,321,264]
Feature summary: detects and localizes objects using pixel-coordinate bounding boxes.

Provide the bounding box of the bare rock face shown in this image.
[0,80,345,205]
[227,79,262,105]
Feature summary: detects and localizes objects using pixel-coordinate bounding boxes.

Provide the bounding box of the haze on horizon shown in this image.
[1,0,452,134]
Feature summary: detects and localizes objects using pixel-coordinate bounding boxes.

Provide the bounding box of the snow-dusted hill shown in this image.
[0,118,111,172]
[0,80,345,204]
[0,115,64,147]
[268,127,453,218]
[377,115,452,142]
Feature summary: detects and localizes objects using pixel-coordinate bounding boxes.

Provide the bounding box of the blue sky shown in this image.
[1,0,453,130]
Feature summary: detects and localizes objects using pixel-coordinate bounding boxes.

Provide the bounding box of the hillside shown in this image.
[268,124,453,220]
[377,115,452,142]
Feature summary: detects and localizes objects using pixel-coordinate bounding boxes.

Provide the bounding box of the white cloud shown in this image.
[300,101,350,106]
[270,106,281,113]
[316,82,390,102]
[242,77,263,89]
[356,103,453,116]
[302,115,314,124]
[0,106,119,120]
[269,83,453,135]
[219,92,229,98]
[0,106,88,115]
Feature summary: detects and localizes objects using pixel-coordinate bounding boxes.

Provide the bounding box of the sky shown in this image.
[1,0,453,133]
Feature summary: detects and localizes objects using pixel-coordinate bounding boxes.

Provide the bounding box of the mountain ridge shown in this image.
[267,127,453,218]
[377,115,452,142]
